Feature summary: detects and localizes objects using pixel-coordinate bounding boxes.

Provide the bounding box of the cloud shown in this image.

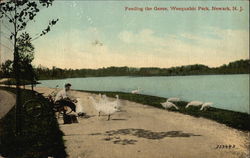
[117,28,249,67]
[118,31,133,43]
[33,27,118,68]
[118,29,167,47]
[33,27,249,69]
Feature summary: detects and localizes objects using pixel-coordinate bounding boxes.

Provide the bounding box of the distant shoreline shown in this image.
[35,59,250,80]
[38,73,249,80]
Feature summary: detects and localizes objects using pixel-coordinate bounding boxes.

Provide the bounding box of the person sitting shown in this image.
[54,83,77,113]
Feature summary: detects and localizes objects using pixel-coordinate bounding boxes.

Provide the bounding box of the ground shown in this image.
[34,87,249,158]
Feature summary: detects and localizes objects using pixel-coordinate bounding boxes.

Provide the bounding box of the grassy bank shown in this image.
[0,87,67,158]
[80,90,250,131]
[0,78,40,86]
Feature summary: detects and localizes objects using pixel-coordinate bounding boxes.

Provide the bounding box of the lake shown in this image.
[38,74,249,114]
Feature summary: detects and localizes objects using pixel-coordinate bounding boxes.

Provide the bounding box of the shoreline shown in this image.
[37,73,249,81]
[1,85,249,131]
[78,90,250,132]
[27,59,250,80]
[1,86,248,158]
[80,89,249,114]
[32,86,249,158]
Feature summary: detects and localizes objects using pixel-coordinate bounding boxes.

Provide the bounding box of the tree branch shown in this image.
[30,35,41,41]
[0,7,13,21]
[17,18,30,32]
[8,8,14,19]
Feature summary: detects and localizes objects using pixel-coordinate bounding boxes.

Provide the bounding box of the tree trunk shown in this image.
[14,47,22,135]
[31,83,34,91]
[13,0,22,136]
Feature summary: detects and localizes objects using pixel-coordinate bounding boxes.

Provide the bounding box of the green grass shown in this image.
[0,87,67,158]
[0,78,40,85]
[80,90,250,131]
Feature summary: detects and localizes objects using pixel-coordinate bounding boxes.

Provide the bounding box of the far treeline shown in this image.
[34,59,250,80]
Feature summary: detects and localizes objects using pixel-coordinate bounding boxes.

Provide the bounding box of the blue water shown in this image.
[38,74,249,114]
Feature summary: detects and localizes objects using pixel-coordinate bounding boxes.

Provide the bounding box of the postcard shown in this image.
[0,0,249,158]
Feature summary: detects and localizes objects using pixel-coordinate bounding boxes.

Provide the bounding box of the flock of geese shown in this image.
[88,88,213,120]
[88,94,121,120]
[161,99,213,111]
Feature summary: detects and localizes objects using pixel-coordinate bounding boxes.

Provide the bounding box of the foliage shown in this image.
[17,32,34,62]
[17,32,38,86]
[0,59,13,78]
[35,59,250,80]
[0,0,59,81]
[0,0,59,82]
[1,0,59,134]
[0,33,38,86]
[0,0,57,36]
[0,87,67,158]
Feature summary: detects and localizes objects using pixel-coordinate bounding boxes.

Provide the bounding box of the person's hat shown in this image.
[65,83,72,87]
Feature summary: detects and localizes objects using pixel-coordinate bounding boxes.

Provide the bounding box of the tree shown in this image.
[0,59,13,78]
[17,32,37,90]
[17,32,34,63]
[0,0,59,135]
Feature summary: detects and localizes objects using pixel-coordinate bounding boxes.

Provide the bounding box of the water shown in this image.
[38,74,249,114]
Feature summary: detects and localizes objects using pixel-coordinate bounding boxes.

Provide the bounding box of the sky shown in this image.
[0,0,249,69]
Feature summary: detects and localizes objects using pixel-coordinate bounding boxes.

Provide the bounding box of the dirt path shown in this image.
[0,90,16,119]
[34,87,249,158]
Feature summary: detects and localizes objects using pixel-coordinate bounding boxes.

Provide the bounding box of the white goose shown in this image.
[200,102,213,111]
[185,101,203,109]
[131,87,140,94]
[161,100,179,110]
[76,98,84,113]
[89,95,119,120]
[101,94,108,102]
[88,96,102,116]
[98,94,106,105]
[100,101,118,120]
[109,95,121,110]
